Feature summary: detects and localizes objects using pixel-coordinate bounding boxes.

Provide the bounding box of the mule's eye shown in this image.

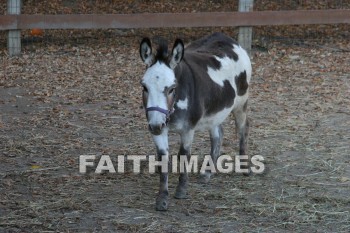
[168,87,175,95]
[143,86,148,93]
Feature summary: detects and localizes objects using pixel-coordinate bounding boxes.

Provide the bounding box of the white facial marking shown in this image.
[176,97,188,110]
[142,62,176,126]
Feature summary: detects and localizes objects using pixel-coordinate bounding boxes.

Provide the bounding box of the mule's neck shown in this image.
[174,58,195,98]
[173,57,199,109]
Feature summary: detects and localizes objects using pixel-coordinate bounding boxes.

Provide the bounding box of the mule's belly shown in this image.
[194,91,248,131]
[194,105,234,131]
[170,105,234,132]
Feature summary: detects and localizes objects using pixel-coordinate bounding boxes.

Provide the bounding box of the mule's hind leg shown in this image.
[199,125,223,183]
[174,130,194,199]
[233,100,250,175]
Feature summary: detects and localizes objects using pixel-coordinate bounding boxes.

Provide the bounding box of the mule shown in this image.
[139,32,252,211]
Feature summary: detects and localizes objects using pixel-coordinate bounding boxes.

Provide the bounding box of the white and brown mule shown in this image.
[139,32,252,211]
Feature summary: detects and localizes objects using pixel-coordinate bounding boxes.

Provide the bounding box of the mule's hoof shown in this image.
[198,173,211,184]
[155,195,168,211]
[174,186,187,199]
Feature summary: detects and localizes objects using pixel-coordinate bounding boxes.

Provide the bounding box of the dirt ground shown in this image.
[0,26,350,232]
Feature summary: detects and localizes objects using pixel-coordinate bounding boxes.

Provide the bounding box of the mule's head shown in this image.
[139,38,184,135]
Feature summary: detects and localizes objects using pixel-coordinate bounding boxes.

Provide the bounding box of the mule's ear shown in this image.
[169,39,184,69]
[140,38,153,66]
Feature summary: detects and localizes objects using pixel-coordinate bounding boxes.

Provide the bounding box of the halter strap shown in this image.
[145,92,176,124]
[146,106,171,116]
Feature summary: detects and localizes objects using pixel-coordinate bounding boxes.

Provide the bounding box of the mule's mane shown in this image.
[155,38,169,64]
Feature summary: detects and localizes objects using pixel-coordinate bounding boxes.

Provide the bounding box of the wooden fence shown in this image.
[1,0,350,56]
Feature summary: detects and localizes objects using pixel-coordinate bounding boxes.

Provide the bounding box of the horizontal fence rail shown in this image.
[1,10,350,30]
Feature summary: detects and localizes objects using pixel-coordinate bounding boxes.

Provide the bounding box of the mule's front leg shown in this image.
[175,130,194,199]
[152,129,170,211]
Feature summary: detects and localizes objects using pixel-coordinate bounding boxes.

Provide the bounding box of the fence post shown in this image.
[7,0,22,56]
[238,0,253,56]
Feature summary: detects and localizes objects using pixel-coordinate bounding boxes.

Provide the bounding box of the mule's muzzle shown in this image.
[148,123,166,135]
[146,106,173,135]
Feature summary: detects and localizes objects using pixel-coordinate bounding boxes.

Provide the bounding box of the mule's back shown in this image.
[186,32,239,61]
[183,32,251,86]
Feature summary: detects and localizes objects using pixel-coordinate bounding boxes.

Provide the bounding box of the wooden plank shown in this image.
[0,15,17,30]
[0,10,349,30]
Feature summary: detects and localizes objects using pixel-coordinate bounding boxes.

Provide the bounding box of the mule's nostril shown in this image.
[148,123,164,135]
